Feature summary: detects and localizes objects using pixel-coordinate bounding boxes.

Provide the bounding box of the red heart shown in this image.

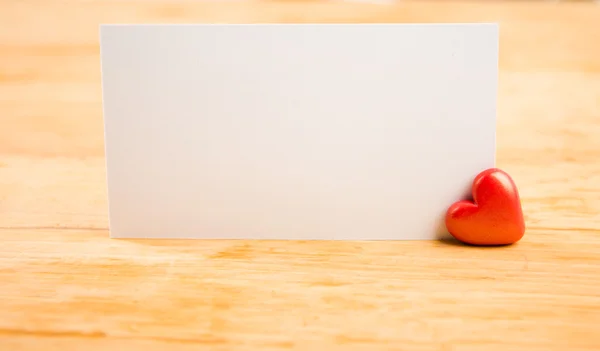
[445,168,525,246]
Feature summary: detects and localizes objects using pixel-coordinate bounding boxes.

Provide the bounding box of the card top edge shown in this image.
[99,23,499,28]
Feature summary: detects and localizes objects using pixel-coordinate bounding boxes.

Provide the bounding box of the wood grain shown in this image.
[1,1,600,350]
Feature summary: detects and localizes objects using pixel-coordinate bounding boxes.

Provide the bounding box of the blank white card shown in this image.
[100,24,497,240]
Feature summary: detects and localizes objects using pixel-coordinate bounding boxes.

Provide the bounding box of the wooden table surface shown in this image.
[2,1,600,350]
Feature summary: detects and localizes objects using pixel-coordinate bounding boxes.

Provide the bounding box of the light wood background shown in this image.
[1,1,600,350]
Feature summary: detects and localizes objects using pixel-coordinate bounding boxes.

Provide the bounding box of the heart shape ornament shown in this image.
[445,168,525,246]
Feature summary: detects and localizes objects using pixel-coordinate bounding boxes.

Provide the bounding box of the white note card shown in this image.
[100,23,497,240]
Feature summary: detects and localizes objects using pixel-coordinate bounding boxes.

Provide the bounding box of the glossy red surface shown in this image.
[445,168,526,246]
